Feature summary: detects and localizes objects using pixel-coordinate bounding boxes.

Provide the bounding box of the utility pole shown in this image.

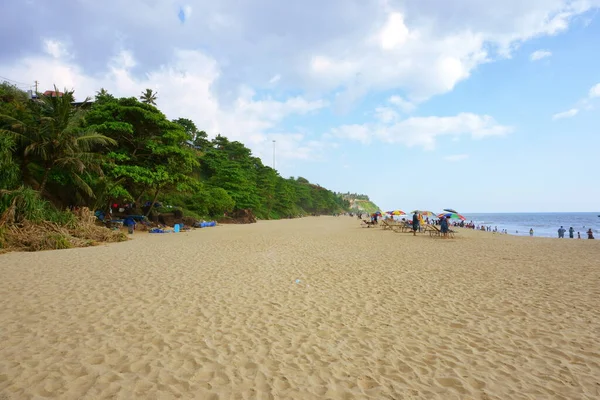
[272,140,276,169]
[34,80,39,93]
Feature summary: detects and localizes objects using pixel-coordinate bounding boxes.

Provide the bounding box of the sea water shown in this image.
[462,212,599,238]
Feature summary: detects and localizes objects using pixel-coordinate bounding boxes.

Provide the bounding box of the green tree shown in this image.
[139,88,158,105]
[1,86,116,196]
[95,88,114,103]
[86,96,198,213]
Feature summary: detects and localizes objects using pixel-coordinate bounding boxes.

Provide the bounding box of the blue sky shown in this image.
[1,0,599,212]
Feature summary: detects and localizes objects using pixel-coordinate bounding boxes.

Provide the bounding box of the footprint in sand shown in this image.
[357,375,380,390]
[242,362,259,379]
[210,371,231,386]
[437,377,467,394]
[193,369,214,382]
[467,377,486,390]
[86,354,105,365]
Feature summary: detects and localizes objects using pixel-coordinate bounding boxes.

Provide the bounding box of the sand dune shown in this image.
[1,216,599,399]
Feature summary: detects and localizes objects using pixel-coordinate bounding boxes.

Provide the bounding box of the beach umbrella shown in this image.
[443,208,458,213]
[411,210,435,216]
[391,210,406,215]
[438,212,466,221]
[373,211,382,216]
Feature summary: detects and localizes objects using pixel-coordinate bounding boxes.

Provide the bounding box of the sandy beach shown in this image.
[1,216,599,400]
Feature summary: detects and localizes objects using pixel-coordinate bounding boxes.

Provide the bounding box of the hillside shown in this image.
[337,193,380,214]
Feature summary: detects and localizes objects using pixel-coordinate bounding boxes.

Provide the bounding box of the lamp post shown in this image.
[272,140,276,169]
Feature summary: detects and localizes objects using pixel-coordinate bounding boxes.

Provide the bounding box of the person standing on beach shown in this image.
[124,216,136,234]
[529,228,534,236]
[578,232,581,239]
[587,229,595,239]
[558,226,566,238]
[440,216,449,238]
[412,212,420,236]
[569,227,575,239]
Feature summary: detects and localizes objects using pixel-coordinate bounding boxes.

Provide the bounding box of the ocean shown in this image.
[461,212,599,238]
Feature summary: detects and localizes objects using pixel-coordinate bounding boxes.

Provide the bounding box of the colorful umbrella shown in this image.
[443,208,458,213]
[391,210,406,215]
[373,211,382,216]
[438,212,466,221]
[411,210,435,216]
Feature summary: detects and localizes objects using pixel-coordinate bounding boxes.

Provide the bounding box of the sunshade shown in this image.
[443,208,458,213]
[410,210,435,216]
[438,212,466,221]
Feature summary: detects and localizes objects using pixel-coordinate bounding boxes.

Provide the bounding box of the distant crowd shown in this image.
[556,226,594,239]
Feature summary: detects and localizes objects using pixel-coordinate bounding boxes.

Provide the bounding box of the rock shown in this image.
[217,209,256,224]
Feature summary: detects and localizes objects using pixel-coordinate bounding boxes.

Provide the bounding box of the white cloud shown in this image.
[330,112,512,150]
[552,108,579,120]
[389,95,415,113]
[269,74,281,84]
[300,1,599,104]
[530,50,552,61]
[379,12,410,50]
[444,154,469,162]
[329,124,373,145]
[373,95,416,123]
[374,107,399,123]
[553,82,600,119]
[44,39,70,59]
[2,0,599,109]
[589,83,600,98]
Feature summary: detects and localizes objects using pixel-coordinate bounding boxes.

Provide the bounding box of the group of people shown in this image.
[556,226,594,239]
[410,212,451,237]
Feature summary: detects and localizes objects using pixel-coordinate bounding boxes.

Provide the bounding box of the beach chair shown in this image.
[391,222,412,233]
[422,224,437,234]
[429,225,456,238]
[381,220,396,230]
[361,219,375,228]
[428,225,442,237]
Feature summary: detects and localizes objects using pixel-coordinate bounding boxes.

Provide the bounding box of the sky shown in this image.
[1,0,599,212]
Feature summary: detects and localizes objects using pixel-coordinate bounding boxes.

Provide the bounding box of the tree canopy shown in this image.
[1,82,351,220]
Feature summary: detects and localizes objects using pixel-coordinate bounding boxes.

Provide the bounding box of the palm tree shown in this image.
[1,86,117,196]
[95,88,113,102]
[139,88,158,105]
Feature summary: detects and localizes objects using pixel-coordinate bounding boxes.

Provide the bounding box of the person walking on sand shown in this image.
[569,227,575,239]
[558,226,566,238]
[412,212,420,236]
[529,228,534,236]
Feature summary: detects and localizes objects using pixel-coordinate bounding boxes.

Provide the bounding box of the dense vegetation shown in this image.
[338,193,371,201]
[0,82,350,233]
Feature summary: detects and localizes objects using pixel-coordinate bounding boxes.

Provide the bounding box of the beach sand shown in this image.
[1,216,599,399]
